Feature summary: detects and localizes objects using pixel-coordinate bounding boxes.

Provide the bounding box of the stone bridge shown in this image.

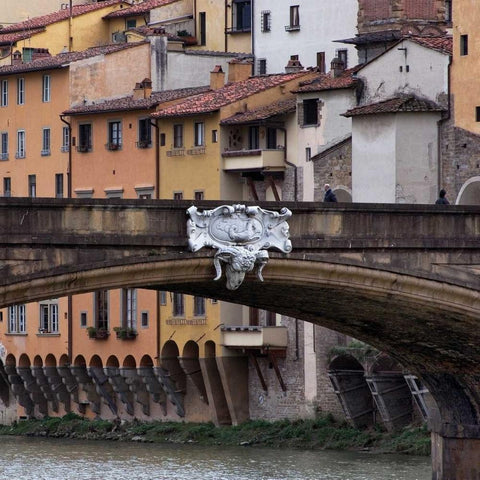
[1,197,480,479]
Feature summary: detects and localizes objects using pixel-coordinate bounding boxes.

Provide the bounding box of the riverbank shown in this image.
[0,413,431,456]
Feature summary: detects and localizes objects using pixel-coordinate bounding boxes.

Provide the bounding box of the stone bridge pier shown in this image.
[1,199,480,478]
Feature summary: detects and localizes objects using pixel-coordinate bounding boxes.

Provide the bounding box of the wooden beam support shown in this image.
[269,351,287,392]
[249,352,267,392]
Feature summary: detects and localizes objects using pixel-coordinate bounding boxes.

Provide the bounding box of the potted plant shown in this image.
[87,326,109,339]
[86,326,97,338]
[113,326,138,340]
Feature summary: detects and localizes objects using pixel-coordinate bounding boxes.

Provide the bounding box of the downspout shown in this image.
[193,0,197,39]
[279,127,297,201]
[224,0,228,52]
[68,0,73,52]
[437,54,452,193]
[150,119,160,199]
[250,0,254,76]
[59,114,73,363]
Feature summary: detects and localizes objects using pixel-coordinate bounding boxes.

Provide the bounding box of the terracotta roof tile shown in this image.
[292,67,360,93]
[409,35,452,55]
[105,0,179,18]
[0,0,125,33]
[0,42,146,76]
[63,86,210,114]
[343,95,445,117]
[220,97,297,125]
[152,71,310,118]
[0,28,45,45]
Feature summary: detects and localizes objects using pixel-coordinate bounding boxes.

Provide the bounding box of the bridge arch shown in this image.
[456,176,480,205]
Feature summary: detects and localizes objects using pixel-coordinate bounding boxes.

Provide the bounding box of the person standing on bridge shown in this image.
[324,184,337,203]
[435,189,450,205]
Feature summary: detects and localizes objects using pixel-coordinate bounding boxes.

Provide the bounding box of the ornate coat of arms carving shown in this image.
[187,204,292,290]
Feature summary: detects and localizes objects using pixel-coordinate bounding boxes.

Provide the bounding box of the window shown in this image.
[248,126,259,149]
[257,58,267,75]
[233,0,251,32]
[173,293,184,317]
[28,174,36,198]
[39,301,58,333]
[22,47,34,62]
[8,305,26,333]
[94,290,109,331]
[460,35,468,56]
[212,130,218,143]
[194,296,205,316]
[336,49,348,68]
[173,191,183,200]
[16,130,25,158]
[78,124,92,152]
[1,80,7,107]
[138,118,151,148]
[126,18,137,29]
[122,288,137,330]
[160,133,166,146]
[173,124,183,148]
[194,122,205,146]
[1,132,8,160]
[266,311,276,326]
[42,75,50,102]
[61,126,70,152]
[476,106,480,122]
[80,311,87,328]
[445,0,452,22]
[17,77,25,105]
[41,127,51,156]
[160,291,167,305]
[108,121,122,150]
[303,99,318,125]
[249,307,259,326]
[306,147,311,162]
[286,5,300,31]
[3,177,11,197]
[261,10,271,32]
[55,173,64,198]
[199,12,206,46]
[266,128,277,149]
[141,311,149,328]
[135,186,154,199]
[194,190,204,201]
[317,52,326,73]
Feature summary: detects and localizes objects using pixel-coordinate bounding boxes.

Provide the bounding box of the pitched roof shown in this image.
[62,85,210,115]
[152,71,310,118]
[105,0,179,18]
[292,67,360,94]
[335,30,403,46]
[0,42,146,76]
[220,97,297,125]
[343,95,445,117]
[0,29,45,46]
[0,0,125,33]
[409,35,452,55]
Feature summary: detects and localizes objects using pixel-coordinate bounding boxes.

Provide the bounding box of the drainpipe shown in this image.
[193,0,197,39]
[224,0,228,52]
[59,114,73,363]
[68,0,73,52]
[59,115,72,198]
[437,54,452,195]
[279,127,297,201]
[150,119,160,199]
[250,0,254,76]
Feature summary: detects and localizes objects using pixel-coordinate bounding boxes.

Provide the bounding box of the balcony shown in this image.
[221,325,287,351]
[166,148,185,157]
[222,148,285,172]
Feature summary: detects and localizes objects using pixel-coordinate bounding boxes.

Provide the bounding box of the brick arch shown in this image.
[45,354,57,367]
[106,356,119,368]
[139,354,154,367]
[73,355,86,367]
[123,355,136,368]
[89,355,103,368]
[18,354,30,367]
[33,355,43,367]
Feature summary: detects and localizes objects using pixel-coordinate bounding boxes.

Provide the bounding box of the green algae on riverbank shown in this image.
[0,413,431,456]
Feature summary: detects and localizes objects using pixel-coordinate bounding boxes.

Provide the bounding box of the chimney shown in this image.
[285,55,303,73]
[11,50,22,66]
[210,65,225,90]
[32,48,51,62]
[330,57,345,78]
[133,78,153,99]
[227,58,252,83]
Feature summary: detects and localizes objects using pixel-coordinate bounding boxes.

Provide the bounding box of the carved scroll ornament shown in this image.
[187,204,292,290]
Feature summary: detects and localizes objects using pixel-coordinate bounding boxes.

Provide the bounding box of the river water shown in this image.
[0,436,431,479]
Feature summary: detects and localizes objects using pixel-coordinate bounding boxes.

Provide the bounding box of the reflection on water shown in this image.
[0,436,431,480]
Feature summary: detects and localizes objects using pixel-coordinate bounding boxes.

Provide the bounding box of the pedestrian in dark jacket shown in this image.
[324,184,337,202]
[435,189,449,205]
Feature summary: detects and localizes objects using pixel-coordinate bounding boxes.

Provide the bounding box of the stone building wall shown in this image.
[313,139,352,202]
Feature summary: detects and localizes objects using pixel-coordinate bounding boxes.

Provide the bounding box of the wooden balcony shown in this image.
[222,149,285,172]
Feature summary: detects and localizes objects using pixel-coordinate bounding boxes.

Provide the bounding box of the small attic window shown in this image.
[126,19,136,29]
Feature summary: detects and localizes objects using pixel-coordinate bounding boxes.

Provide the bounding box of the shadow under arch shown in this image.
[159,340,186,417]
[328,354,373,428]
[181,340,208,404]
[333,186,352,203]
